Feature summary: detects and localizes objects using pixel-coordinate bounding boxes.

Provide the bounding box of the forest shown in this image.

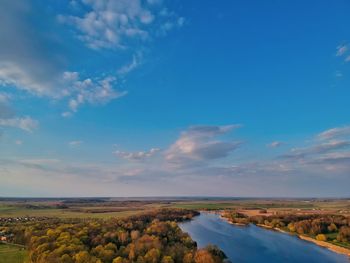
[222,211,350,247]
[0,209,227,263]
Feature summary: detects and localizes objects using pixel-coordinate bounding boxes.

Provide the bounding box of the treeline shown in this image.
[223,211,350,244]
[0,209,227,263]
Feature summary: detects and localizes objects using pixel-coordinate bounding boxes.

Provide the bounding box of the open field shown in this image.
[0,243,27,263]
[0,198,349,219]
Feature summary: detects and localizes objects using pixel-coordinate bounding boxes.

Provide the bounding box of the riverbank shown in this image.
[220,212,350,258]
[219,214,247,226]
[256,223,350,257]
[299,235,350,257]
[256,224,288,234]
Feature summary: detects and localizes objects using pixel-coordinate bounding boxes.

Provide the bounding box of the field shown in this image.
[0,198,349,219]
[0,243,27,263]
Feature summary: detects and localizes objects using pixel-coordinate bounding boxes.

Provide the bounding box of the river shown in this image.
[179,212,349,263]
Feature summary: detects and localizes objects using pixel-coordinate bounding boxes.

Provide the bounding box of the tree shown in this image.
[183,252,194,263]
[61,254,74,263]
[144,248,161,263]
[194,249,215,263]
[328,223,337,232]
[131,230,140,240]
[337,226,350,242]
[74,251,96,263]
[161,256,174,263]
[113,257,127,263]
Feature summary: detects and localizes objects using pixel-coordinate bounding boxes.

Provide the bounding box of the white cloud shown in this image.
[0,1,184,118]
[15,140,23,145]
[335,71,343,78]
[114,147,160,161]
[165,125,242,166]
[282,140,350,159]
[0,1,133,116]
[117,53,142,75]
[63,72,127,114]
[3,124,350,196]
[0,2,65,98]
[61,111,73,118]
[336,44,348,57]
[0,98,38,133]
[0,116,38,132]
[69,140,83,147]
[0,62,59,97]
[18,158,61,168]
[59,0,183,50]
[317,126,350,140]
[268,141,283,148]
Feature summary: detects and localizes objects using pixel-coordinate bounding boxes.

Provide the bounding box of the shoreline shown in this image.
[220,212,350,258]
[298,235,350,257]
[219,214,247,226]
[256,224,350,257]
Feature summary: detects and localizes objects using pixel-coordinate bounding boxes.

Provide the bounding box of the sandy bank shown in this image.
[298,235,350,257]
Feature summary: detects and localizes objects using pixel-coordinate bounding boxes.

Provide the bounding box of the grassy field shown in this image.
[0,243,27,263]
[0,204,151,219]
[0,198,349,219]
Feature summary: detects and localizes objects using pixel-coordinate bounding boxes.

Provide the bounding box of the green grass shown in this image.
[0,243,28,263]
[0,205,148,219]
[0,199,349,219]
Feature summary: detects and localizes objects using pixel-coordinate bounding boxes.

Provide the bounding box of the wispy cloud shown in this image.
[165,125,242,166]
[0,1,127,116]
[114,147,160,161]
[15,140,23,145]
[0,97,38,133]
[69,140,83,147]
[267,141,284,148]
[58,0,184,50]
[117,53,142,76]
[0,0,182,117]
[63,73,127,114]
[317,125,350,140]
[3,124,350,196]
[281,140,350,160]
[336,44,348,57]
[336,43,350,63]
[0,116,38,132]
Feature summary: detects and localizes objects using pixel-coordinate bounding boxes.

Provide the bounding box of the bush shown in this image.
[316,234,327,241]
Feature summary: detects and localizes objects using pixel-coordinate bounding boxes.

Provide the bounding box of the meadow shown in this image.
[0,243,28,263]
[0,198,349,219]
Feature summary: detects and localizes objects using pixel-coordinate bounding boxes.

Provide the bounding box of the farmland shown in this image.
[0,198,350,220]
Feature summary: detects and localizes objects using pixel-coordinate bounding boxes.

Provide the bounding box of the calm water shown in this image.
[179,212,349,263]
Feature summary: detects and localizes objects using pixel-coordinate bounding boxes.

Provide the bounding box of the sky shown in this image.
[0,0,350,197]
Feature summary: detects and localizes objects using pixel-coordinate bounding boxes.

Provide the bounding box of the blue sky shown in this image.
[0,0,349,197]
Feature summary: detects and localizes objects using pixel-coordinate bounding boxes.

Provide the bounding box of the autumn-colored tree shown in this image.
[131,230,140,240]
[183,252,194,263]
[161,255,174,263]
[328,223,338,232]
[144,248,161,263]
[74,251,96,263]
[194,249,215,263]
[337,226,350,242]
